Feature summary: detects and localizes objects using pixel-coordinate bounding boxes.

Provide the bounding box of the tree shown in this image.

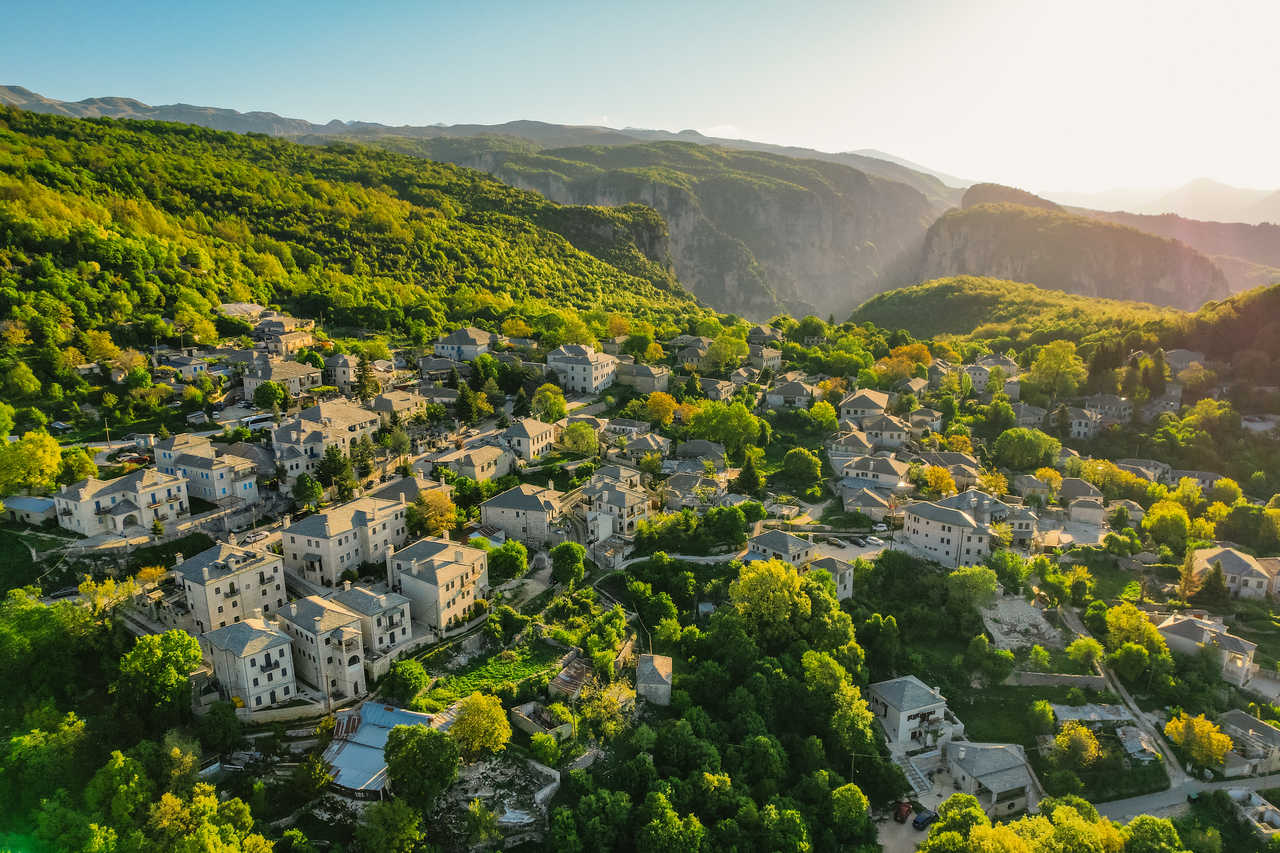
[1030,340,1086,401]
[1066,637,1104,668]
[782,447,822,491]
[58,447,98,485]
[0,431,63,494]
[1123,814,1186,853]
[530,732,561,766]
[551,542,587,587]
[356,799,424,853]
[532,382,567,423]
[383,659,429,704]
[646,392,677,426]
[384,724,459,811]
[1029,699,1056,734]
[636,792,705,853]
[1143,500,1191,552]
[1109,642,1151,682]
[290,753,334,802]
[113,630,202,726]
[978,469,1008,496]
[6,361,41,397]
[316,444,353,488]
[466,797,502,845]
[407,489,457,537]
[1209,477,1243,506]
[993,428,1061,470]
[389,427,411,459]
[196,701,242,754]
[946,565,999,610]
[809,399,838,433]
[830,782,873,844]
[562,422,598,455]
[1028,644,1051,671]
[291,473,323,509]
[1054,720,1101,767]
[1195,561,1229,605]
[252,380,287,411]
[85,749,153,830]
[1104,601,1167,653]
[686,401,762,456]
[1035,466,1063,497]
[449,692,512,760]
[487,539,529,584]
[729,559,811,648]
[922,465,957,496]
[732,453,763,497]
[1165,713,1232,768]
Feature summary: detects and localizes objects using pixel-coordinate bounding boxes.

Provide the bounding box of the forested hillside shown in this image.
[849,276,1184,345]
[0,107,703,354]
[918,202,1230,310]
[1083,209,1280,292]
[342,136,941,319]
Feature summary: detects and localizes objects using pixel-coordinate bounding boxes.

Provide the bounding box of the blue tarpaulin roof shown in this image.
[322,703,434,792]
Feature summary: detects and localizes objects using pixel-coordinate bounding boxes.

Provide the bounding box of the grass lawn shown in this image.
[0,529,38,592]
[421,641,564,709]
[57,412,187,446]
[1226,601,1280,668]
[125,532,215,572]
[817,499,873,530]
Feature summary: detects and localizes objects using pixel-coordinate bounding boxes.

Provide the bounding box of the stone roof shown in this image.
[841,389,891,410]
[56,468,185,502]
[392,537,487,586]
[749,529,811,556]
[950,743,1033,794]
[481,484,563,513]
[869,675,944,712]
[1193,546,1276,582]
[205,617,291,657]
[637,653,673,687]
[175,543,278,584]
[506,417,555,440]
[280,595,361,634]
[284,497,403,539]
[438,326,494,346]
[331,584,410,616]
[905,501,983,529]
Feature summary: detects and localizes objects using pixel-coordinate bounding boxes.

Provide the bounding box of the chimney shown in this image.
[174,552,184,567]
[201,565,209,581]
[251,607,263,620]
[313,615,324,633]
[227,531,237,546]
[956,746,966,761]
[282,514,292,528]
[343,580,352,591]
[455,550,463,562]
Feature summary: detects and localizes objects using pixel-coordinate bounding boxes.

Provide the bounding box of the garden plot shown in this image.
[982,595,1066,650]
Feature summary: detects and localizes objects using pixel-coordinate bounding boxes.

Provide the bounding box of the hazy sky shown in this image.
[5,0,1279,192]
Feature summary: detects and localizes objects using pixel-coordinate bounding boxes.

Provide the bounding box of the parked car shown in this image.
[873,523,889,532]
[894,801,913,823]
[849,536,866,546]
[912,810,939,831]
[865,536,885,547]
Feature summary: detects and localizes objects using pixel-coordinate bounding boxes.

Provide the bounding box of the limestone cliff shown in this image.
[918,203,1230,310]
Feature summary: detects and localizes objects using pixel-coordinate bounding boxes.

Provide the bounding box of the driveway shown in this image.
[876,817,924,853]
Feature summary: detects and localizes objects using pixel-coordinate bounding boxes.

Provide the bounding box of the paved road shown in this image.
[1057,604,1189,788]
[1096,771,1280,821]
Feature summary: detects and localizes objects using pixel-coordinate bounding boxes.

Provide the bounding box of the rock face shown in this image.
[918,203,1230,310]
[435,141,941,319]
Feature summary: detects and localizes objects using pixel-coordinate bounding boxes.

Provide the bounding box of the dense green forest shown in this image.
[0,107,705,351]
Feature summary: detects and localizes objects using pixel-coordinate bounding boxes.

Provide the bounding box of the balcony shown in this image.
[222,586,240,598]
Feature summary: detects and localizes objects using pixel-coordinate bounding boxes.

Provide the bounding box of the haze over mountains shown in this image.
[6,84,1278,317]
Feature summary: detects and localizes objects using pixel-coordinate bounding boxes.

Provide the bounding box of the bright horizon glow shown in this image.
[4,0,1280,193]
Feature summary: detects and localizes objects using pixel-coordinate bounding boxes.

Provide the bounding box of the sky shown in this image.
[5,0,1280,192]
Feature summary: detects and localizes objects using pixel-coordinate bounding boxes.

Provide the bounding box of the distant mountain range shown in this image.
[1043,177,1280,226]
[4,84,1278,315]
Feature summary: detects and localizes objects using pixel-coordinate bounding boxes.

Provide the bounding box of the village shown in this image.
[6,303,1280,849]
